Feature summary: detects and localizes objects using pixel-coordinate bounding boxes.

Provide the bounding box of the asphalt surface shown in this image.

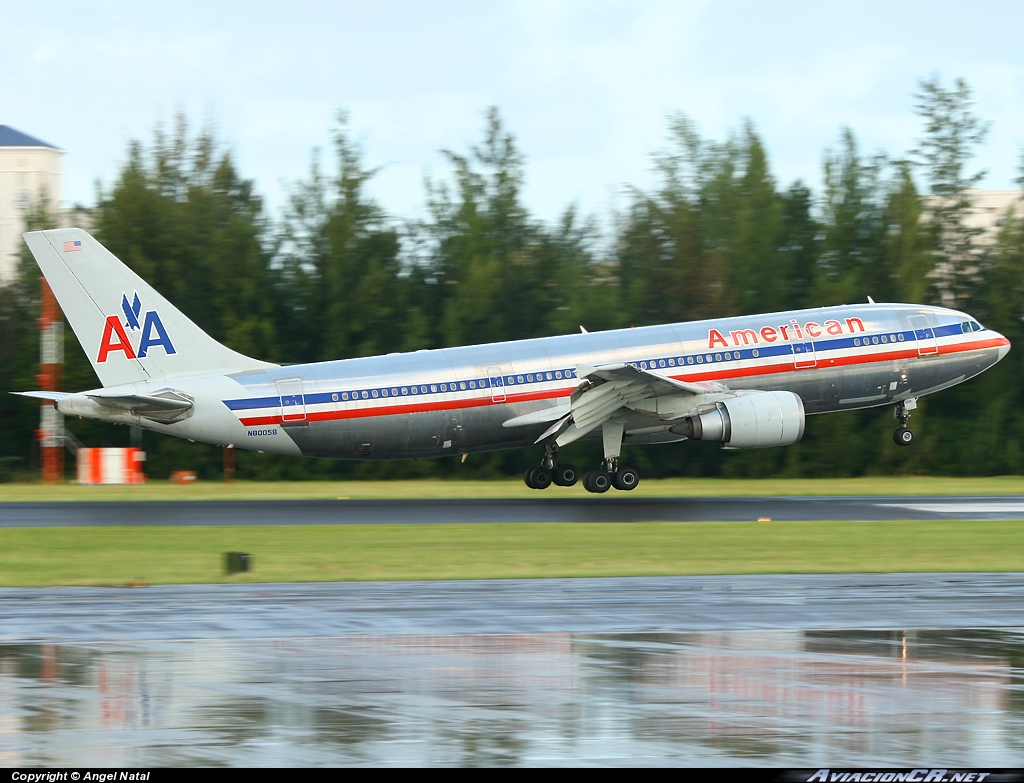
[4,494,1024,526]
[4,572,1024,642]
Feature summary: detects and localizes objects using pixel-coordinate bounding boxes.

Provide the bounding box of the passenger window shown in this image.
[371,390,379,398]
[687,356,694,365]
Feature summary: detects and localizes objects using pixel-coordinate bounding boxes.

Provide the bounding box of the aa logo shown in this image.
[97,292,177,363]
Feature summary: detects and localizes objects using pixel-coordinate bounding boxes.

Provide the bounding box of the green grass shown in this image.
[1,520,1023,587]
[3,475,1024,502]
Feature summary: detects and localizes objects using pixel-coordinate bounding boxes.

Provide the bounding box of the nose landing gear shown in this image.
[893,398,917,446]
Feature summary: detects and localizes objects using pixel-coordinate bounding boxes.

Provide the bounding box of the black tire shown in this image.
[524,466,539,489]
[533,467,552,489]
[586,470,611,494]
[893,427,915,446]
[553,463,579,487]
[612,466,640,491]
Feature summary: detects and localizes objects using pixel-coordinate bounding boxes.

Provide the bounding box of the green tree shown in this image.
[278,112,406,362]
[94,116,276,362]
[912,76,990,307]
[425,108,559,347]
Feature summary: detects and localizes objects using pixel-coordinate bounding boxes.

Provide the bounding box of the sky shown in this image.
[3,0,1023,226]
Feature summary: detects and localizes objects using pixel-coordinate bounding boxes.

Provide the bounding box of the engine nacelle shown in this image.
[669,391,805,449]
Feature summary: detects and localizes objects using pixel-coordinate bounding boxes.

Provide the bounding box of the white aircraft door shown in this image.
[793,341,816,370]
[907,314,939,357]
[277,378,307,424]
[487,366,507,402]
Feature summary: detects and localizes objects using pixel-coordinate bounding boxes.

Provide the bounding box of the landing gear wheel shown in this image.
[893,427,915,447]
[583,469,611,494]
[612,466,640,491]
[553,463,579,487]
[524,466,553,489]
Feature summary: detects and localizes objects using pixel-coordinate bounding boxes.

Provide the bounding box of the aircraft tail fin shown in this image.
[23,228,276,388]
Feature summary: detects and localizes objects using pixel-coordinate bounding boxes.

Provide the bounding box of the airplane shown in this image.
[16,228,1011,492]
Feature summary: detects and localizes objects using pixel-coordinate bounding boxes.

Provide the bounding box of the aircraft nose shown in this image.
[991,331,1012,361]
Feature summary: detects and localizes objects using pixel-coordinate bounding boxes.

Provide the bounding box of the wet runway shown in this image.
[5,573,1024,642]
[5,494,1024,527]
[2,574,1024,765]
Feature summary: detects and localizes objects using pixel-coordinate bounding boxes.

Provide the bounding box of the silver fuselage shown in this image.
[72,302,1010,459]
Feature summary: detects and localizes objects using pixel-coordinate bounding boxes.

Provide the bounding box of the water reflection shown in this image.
[1,630,1022,766]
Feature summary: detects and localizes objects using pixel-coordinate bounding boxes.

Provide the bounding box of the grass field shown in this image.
[1,519,1023,587]
[3,475,1024,502]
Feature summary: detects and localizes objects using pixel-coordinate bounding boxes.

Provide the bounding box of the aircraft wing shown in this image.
[553,362,728,446]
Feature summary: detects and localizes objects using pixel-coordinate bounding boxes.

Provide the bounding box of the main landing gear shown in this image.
[525,420,641,493]
[524,444,580,489]
[893,398,917,446]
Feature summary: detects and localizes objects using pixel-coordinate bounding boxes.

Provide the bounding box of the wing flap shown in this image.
[502,400,571,428]
[551,362,731,446]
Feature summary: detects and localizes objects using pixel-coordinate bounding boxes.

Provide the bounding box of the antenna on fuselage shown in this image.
[580,325,589,334]
[867,296,876,304]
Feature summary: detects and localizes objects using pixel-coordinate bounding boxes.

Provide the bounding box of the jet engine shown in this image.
[669,391,805,449]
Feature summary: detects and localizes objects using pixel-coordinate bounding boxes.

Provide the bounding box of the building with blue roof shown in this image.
[0,125,63,281]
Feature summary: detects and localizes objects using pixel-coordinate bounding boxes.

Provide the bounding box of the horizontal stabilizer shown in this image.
[85,391,194,414]
[11,390,72,401]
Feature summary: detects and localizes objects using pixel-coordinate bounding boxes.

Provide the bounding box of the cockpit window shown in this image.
[962,320,985,333]
[972,321,984,331]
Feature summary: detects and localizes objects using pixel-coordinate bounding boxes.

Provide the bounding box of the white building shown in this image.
[0,125,63,282]
[923,189,1024,244]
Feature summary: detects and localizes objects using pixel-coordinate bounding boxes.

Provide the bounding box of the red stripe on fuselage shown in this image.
[236,336,1007,427]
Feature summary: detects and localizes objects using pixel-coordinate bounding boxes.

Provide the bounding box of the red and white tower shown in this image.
[37,276,64,483]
